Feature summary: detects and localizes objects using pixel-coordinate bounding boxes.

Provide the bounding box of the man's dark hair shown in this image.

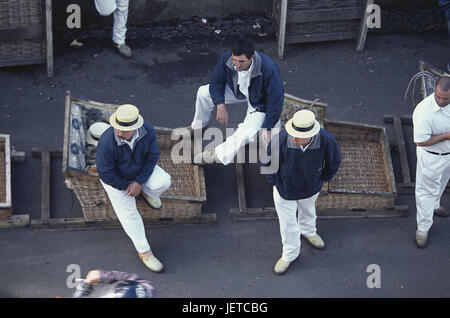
[436,76,450,92]
[231,39,255,59]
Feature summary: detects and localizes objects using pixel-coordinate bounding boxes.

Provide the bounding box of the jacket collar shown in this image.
[226,50,263,79]
[287,130,321,151]
[114,125,147,146]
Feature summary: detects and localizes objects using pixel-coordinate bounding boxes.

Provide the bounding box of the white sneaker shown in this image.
[141,193,162,210]
[274,258,291,275]
[415,230,428,249]
[139,252,164,273]
[302,234,325,250]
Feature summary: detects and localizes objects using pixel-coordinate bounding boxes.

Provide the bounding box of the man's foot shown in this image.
[434,205,448,217]
[415,230,428,249]
[141,193,162,210]
[138,252,164,273]
[193,148,217,165]
[274,257,291,275]
[302,233,325,250]
[115,42,132,58]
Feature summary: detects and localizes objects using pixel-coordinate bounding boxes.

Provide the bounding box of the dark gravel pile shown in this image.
[54,8,448,50]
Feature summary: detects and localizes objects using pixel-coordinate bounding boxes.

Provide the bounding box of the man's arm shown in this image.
[261,68,284,130]
[415,132,450,147]
[96,139,129,190]
[322,134,342,182]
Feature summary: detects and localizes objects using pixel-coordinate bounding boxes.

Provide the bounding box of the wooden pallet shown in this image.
[0,0,53,77]
[274,0,373,59]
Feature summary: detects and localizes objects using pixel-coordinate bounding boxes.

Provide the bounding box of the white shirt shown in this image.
[412,93,450,153]
[236,60,255,112]
[119,130,139,151]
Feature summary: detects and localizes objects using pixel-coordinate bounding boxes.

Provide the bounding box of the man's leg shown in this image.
[100,180,150,254]
[415,148,448,233]
[297,192,324,249]
[273,187,302,263]
[214,107,265,165]
[94,0,116,16]
[112,0,129,46]
[141,165,171,199]
[191,84,243,129]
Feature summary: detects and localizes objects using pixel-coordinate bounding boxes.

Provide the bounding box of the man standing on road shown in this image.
[264,110,341,275]
[189,39,284,165]
[96,104,171,272]
[94,0,132,58]
[413,77,450,248]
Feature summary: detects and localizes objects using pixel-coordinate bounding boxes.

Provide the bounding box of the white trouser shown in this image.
[273,187,320,262]
[415,147,450,232]
[191,84,266,165]
[100,165,171,253]
[95,0,129,45]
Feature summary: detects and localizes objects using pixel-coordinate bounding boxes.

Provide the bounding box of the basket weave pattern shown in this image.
[0,138,5,203]
[0,0,46,61]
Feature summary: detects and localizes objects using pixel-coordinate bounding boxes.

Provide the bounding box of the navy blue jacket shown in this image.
[209,50,284,129]
[265,129,341,200]
[96,123,160,190]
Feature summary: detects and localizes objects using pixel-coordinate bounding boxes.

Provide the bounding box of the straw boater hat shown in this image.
[86,122,111,146]
[285,109,321,139]
[109,104,144,131]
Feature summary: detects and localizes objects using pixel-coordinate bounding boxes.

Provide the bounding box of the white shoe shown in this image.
[141,193,162,210]
[303,234,325,250]
[274,258,291,275]
[415,230,428,249]
[139,252,164,273]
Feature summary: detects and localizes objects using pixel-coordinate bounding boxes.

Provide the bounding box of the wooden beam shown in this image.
[356,0,374,52]
[277,0,288,59]
[230,205,408,220]
[287,7,364,24]
[286,31,357,44]
[393,116,414,188]
[45,0,54,78]
[235,163,247,213]
[40,150,51,222]
[0,58,46,68]
[30,214,217,230]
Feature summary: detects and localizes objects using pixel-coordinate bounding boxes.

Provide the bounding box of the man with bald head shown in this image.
[412,77,450,248]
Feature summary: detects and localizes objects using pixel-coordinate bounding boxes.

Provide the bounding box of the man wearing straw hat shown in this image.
[264,109,341,275]
[413,77,450,248]
[96,104,171,272]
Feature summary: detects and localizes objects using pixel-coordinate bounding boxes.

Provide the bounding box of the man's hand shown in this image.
[125,182,142,197]
[85,270,102,285]
[216,103,229,126]
[261,129,272,144]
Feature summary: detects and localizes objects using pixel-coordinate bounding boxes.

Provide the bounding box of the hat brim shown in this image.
[85,130,99,146]
[109,113,144,131]
[285,118,321,139]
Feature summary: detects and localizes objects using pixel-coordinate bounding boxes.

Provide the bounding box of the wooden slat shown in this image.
[286,31,357,44]
[235,163,247,212]
[287,7,364,24]
[40,149,51,222]
[30,214,217,230]
[0,57,46,68]
[393,115,413,188]
[230,205,408,220]
[277,0,288,59]
[45,0,54,77]
[356,0,374,52]
[0,26,43,41]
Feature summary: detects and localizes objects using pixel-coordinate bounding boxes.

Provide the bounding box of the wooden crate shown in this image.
[0,134,12,220]
[62,92,207,221]
[0,0,53,77]
[317,120,396,210]
[273,0,372,58]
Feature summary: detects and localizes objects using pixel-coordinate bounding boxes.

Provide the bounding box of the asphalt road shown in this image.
[0,29,449,298]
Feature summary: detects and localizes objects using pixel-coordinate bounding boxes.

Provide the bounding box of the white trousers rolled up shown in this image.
[95,0,129,45]
[100,165,171,253]
[191,84,266,165]
[273,186,320,262]
[415,147,450,232]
